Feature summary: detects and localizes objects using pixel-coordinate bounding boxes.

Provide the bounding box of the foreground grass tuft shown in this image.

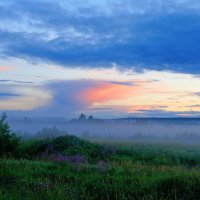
[2,141,200,199]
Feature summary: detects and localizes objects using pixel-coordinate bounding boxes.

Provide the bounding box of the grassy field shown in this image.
[1,137,200,200]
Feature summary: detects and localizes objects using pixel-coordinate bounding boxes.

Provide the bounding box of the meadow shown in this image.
[1,113,200,200]
[2,136,200,200]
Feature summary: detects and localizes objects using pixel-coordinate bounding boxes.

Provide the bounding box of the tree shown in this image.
[88,115,94,121]
[79,113,87,121]
[0,112,19,156]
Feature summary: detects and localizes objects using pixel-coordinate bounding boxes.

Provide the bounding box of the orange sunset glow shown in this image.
[0,66,12,71]
[78,81,146,104]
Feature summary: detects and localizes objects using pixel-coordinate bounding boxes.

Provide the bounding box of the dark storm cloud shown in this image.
[1,0,200,73]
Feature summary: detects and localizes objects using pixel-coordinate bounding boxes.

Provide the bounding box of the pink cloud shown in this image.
[0,66,13,72]
[78,81,146,105]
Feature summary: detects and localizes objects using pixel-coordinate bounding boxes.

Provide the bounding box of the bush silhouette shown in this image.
[0,112,19,156]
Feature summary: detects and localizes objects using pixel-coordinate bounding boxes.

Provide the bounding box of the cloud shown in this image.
[0,66,13,71]
[0,92,21,99]
[186,104,200,108]
[31,80,99,116]
[0,79,35,84]
[78,80,145,105]
[129,109,200,117]
[0,1,200,73]
[109,81,135,86]
[0,83,52,110]
[1,76,200,117]
[87,107,113,111]
[194,92,200,96]
[20,79,146,116]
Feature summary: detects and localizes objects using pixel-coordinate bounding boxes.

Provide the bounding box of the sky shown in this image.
[1,0,200,118]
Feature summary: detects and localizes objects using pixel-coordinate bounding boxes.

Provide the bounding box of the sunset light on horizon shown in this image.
[1,0,200,118]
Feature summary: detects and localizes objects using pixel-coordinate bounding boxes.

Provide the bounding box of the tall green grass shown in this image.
[1,158,200,200]
[1,137,200,199]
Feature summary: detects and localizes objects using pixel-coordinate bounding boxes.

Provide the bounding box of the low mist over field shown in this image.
[8,114,200,143]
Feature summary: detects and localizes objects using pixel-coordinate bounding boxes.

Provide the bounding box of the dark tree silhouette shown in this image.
[0,112,19,156]
[79,113,87,121]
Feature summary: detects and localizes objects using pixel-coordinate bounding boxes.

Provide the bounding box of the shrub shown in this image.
[0,112,19,156]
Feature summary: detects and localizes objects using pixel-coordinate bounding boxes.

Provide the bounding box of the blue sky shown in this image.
[1,0,200,118]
